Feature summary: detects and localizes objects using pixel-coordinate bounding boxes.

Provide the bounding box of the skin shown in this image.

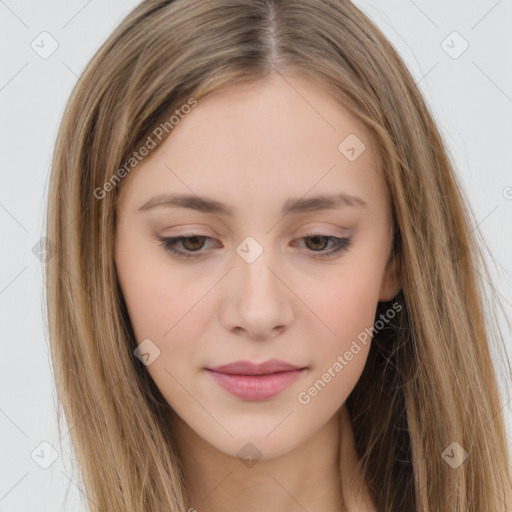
[115,72,401,512]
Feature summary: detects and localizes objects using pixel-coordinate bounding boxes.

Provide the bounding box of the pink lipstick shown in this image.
[205,359,307,401]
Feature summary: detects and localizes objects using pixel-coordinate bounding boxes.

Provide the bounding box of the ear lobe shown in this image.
[378,252,401,302]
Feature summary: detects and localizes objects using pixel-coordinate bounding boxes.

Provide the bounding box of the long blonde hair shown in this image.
[45,0,512,510]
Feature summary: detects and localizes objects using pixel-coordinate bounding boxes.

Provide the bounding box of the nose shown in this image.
[220,250,295,341]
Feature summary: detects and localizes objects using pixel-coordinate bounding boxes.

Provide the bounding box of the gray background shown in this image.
[0,0,511,510]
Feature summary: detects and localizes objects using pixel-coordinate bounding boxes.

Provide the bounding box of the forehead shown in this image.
[118,73,388,217]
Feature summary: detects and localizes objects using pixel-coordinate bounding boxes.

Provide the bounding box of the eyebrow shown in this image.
[138,192,367,216]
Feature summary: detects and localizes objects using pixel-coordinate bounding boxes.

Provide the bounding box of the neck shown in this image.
[167,404,374,512]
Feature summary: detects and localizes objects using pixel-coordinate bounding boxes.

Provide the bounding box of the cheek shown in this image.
[297,257,384,402]
[116,236,210,342]
[116,248,211,400]
[310,264,382,350]
[295,281,378,411]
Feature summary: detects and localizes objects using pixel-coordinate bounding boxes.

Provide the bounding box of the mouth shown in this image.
[205,359,308,401]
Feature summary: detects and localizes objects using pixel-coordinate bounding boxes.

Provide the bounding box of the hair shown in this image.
[45,0,512,510]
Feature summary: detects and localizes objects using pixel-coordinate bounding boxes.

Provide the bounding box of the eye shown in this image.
[156,234,217,260]
[156,232,352,260]
[295,231,352,259]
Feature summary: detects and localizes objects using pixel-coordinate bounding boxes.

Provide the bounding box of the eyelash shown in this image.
[156,231,352,260]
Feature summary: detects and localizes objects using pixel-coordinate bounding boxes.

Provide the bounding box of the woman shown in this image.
[45,0,512,510]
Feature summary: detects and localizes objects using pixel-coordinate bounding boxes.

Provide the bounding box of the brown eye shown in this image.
[180,235,208,251]
[157,234,217,260]
[304,234,330,251]
[296,232,352,259]
[157,233,351,261]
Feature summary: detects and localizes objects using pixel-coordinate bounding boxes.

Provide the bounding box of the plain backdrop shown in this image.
[0,1,511,510]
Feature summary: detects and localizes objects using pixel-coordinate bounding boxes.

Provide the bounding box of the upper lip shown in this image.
[207,358,305,375]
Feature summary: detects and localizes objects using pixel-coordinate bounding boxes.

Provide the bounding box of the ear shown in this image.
[378,252,401,302]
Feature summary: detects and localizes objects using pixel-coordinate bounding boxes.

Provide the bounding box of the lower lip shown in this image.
[206,369,305,400]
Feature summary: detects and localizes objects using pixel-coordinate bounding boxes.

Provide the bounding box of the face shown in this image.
[115,73,400,460]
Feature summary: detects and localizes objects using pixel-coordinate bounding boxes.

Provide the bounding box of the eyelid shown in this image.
[155,231,352,261]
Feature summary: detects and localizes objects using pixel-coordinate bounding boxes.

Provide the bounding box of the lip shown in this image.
[208,358,304,375]
[205,359,307,401]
